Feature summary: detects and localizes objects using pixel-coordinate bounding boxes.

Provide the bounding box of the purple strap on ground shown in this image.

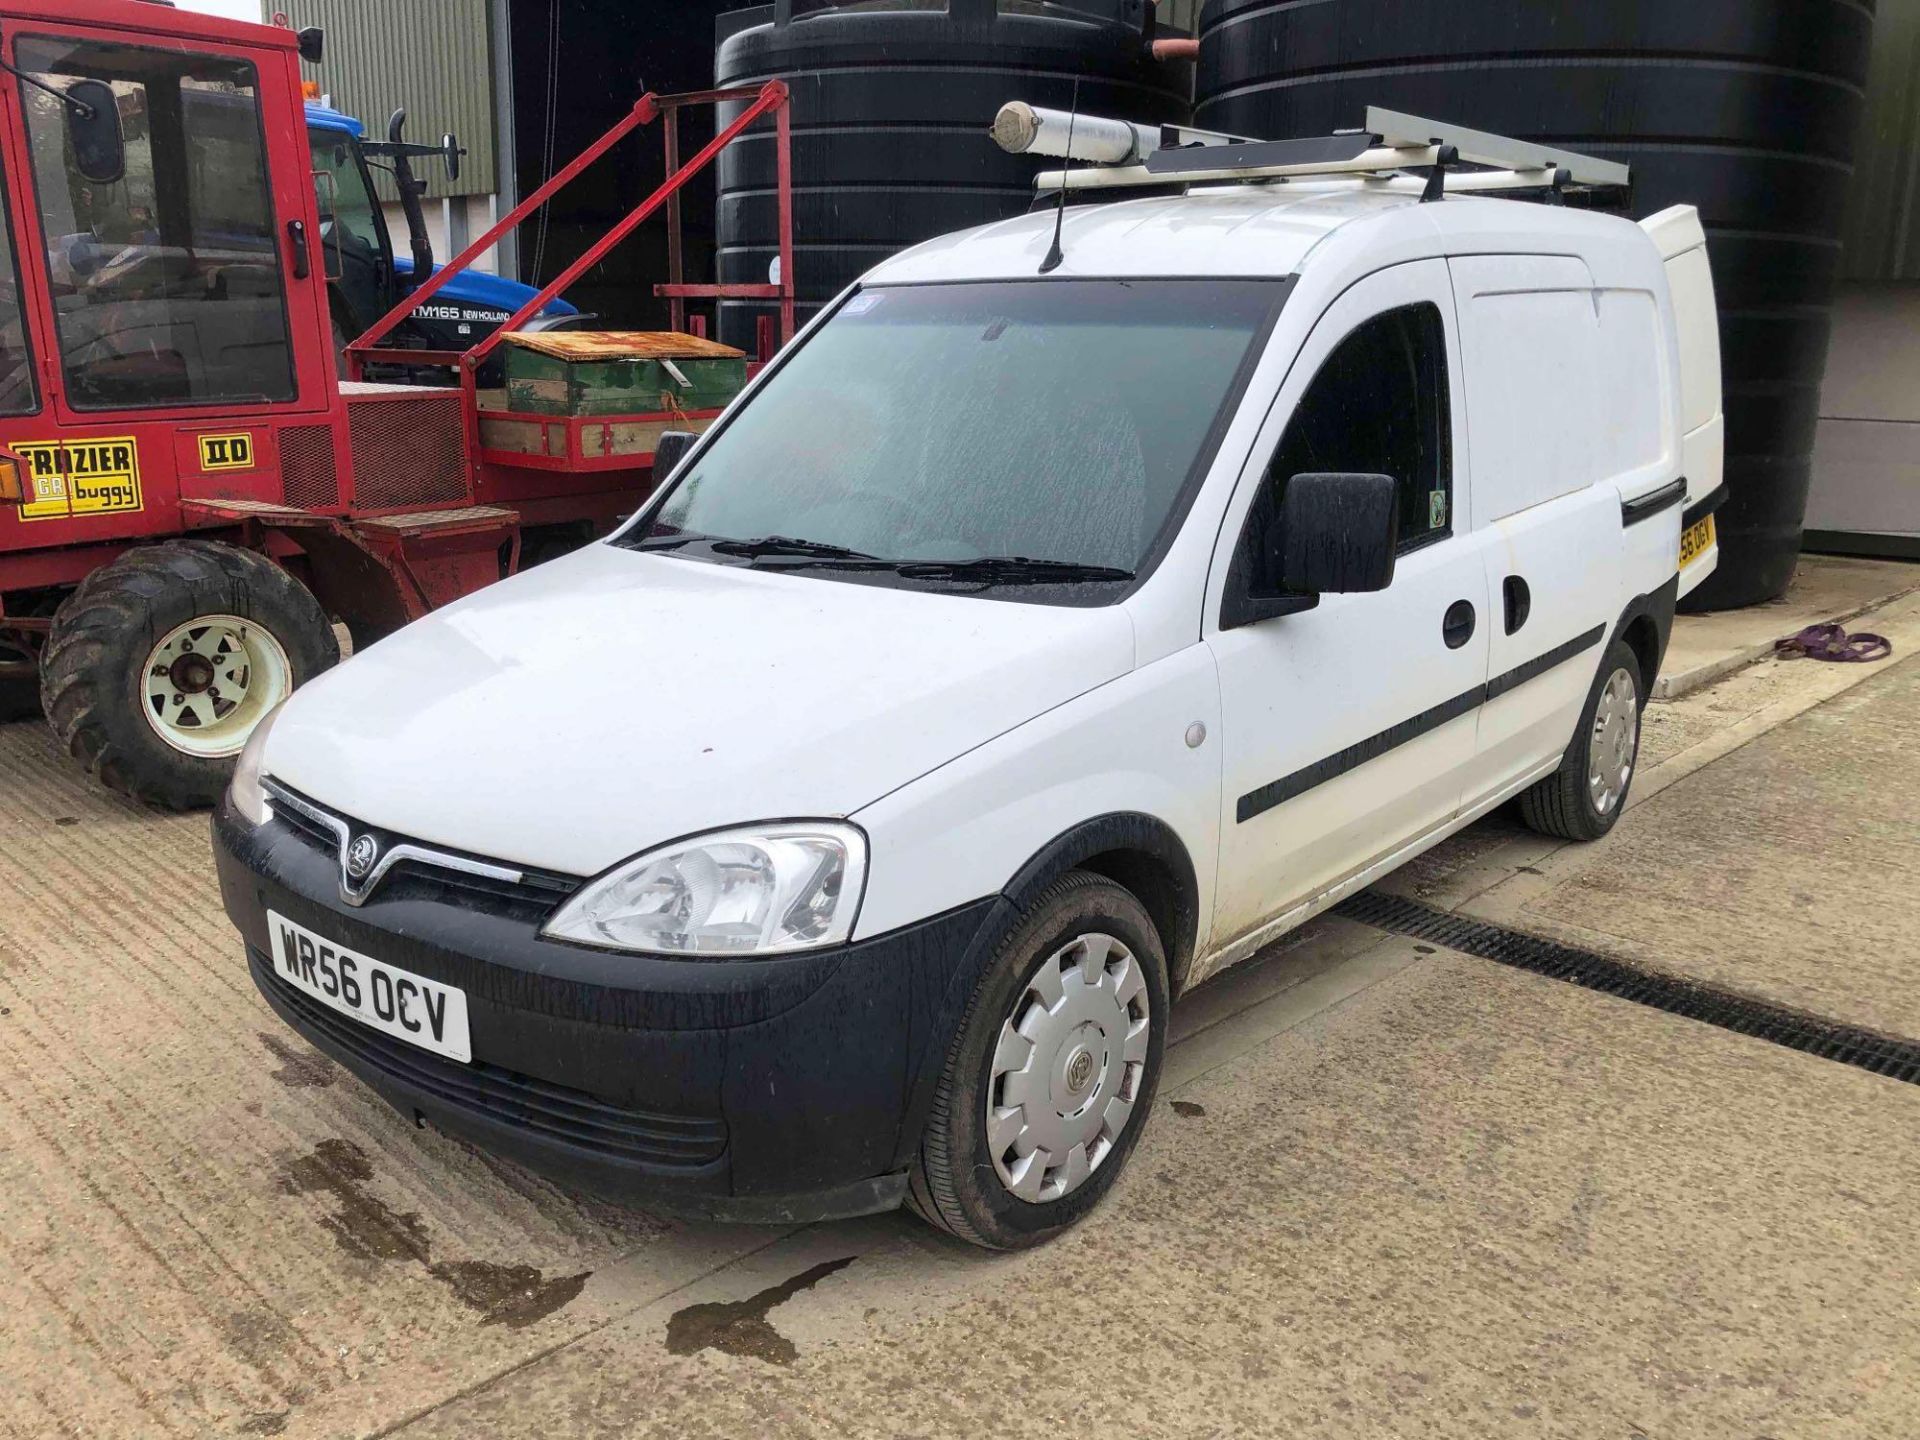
[1773,622,1893,663]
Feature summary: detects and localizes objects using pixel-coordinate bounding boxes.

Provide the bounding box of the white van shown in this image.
[215,111,1722,1249]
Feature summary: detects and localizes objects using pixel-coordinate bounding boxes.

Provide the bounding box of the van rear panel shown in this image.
[1641,205,1723,598]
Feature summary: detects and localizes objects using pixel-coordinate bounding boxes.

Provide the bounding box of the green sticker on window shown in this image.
[1429,490,1448,530]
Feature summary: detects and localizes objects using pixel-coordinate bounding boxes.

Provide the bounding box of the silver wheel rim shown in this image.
[987,931,1150,1204]
[1588,666,1639,815]
[141,615,292,759]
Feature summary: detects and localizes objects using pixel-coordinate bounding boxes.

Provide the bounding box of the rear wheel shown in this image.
[1518,637,1644,841]
[41,541,338,809]
[908,871,1168,1250]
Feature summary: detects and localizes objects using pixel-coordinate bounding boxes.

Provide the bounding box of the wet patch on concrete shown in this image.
[1170,1100,1207,1118]
[427,1259,591,1330]
[219,1304,298,1373]
[279,1139,589,1328]
[665,1257,857,1365]
[258,1031,336,1088]
[280,1138,430,1262]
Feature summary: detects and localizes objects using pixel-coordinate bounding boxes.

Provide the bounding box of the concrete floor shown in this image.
[3,586,1919,1439]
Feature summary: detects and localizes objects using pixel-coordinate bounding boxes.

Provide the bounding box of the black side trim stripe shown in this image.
[1621,477,1688,526]
[1485,623,1606,702]
[1681,482,1728,531]
[1236,624,1606,824]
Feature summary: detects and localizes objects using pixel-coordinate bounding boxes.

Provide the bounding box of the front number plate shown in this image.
[1679,513,1715,567]
[267,909,472,1063]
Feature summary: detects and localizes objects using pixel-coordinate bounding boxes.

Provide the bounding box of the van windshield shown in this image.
[625,279,1284,600]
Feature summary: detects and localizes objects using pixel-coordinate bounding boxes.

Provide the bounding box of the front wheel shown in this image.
[1518,637,1645,841]
[908,870,1168,1250]
[41,541,338,809]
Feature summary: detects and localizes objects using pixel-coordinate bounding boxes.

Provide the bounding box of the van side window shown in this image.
[1227,302,1452,607]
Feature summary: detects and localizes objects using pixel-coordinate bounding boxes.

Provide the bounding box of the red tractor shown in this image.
[0,0,793,806]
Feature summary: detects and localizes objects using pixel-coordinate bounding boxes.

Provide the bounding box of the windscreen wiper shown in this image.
[893,556,1135,584]
[708,535,881,561]
[624,530,710,551]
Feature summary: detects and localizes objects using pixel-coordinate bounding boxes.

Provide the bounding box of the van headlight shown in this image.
[228,700,285,827]
[541,822,867,957]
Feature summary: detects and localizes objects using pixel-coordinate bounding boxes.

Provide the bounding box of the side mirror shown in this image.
[652,430,697,479]
[65,80,125,184]
[1223,470,1399,629]
[1278,471,1399,595]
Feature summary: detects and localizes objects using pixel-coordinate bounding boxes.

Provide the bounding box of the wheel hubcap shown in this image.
[1587,666,1639,815]
[987,931,1150,1204]
[141,615,292,759]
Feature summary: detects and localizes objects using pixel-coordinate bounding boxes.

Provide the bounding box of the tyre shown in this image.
[1518,637,1645,842]
[908,870,1168,1250]
[41,541,338,809]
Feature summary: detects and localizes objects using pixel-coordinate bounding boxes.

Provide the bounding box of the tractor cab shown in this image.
[304,100,579,368]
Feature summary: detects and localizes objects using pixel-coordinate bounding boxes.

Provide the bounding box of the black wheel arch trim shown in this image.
[997,812,1201,989]
[1607,571,1680,694]
[888,812,1201,1172]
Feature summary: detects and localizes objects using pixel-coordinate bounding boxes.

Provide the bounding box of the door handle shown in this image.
[287,219,310,280]
[1442,598,1476,650]
[1503,575,1531,635]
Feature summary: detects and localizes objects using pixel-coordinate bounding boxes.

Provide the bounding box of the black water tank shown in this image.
[714,0,1191,348]
[1195,1,1874,609]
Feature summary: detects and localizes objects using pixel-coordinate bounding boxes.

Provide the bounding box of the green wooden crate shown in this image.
[502,333,747,417]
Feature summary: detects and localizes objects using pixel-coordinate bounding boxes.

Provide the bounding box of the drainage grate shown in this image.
[1335,890,1920,1085]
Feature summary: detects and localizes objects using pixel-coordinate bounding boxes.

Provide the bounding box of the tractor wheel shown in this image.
[41,541,338,809]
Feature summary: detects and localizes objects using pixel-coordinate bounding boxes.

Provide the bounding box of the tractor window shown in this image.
[0,173,37,416]
[17,35,295,410]
[308,131,384,258]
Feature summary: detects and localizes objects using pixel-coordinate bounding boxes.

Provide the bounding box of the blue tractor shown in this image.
[305,102,580,376]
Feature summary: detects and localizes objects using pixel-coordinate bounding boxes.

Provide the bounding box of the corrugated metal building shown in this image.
[273,0,512,274]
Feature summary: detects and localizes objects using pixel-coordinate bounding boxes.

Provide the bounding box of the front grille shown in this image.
[252,948,728,1168]
[279,423,339,509]
[265,779,579,920]
[347,391,469,509]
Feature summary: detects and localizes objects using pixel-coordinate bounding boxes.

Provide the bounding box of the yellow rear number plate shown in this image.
[1679,513,1715,567]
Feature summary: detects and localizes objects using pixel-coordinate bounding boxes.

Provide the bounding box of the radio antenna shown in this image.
[1038,79,1080,274]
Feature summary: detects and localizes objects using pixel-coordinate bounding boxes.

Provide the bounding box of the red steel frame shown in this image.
[345,81,796,495]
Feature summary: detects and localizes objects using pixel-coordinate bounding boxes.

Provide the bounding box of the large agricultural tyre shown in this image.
[41,540,338,809]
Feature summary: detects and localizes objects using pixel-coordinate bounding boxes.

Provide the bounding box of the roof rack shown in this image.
[991,102,1631,204]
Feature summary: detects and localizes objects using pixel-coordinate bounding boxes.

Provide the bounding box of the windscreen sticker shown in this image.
[14,437,142,521]
[841,292,883,317]
[197,432,256,472]
[1429,489,1448,530]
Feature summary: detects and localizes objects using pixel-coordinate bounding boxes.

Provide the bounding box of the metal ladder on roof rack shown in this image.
[992,103,1631,205]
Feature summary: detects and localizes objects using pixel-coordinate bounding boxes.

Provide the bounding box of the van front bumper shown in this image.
[213,799,998,1223]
